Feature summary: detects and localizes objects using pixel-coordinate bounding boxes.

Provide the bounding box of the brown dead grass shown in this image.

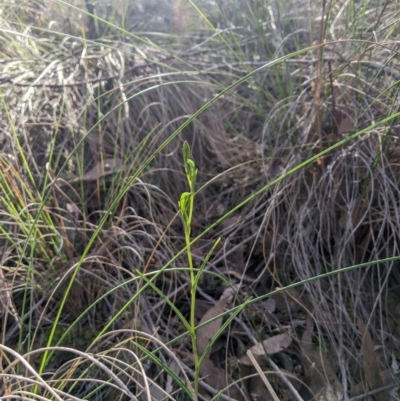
[1,0,400,400]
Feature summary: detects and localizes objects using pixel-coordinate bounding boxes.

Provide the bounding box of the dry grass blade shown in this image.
[2,0,400,400]
[0,345,65,401]
[0,263,20,329]
[0,269,21,328]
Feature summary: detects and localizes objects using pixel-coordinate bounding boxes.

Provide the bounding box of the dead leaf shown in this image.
[350,367,400,397]
[271,288,305,318]
[322,108,352,137]
[301,316,343,401]
[74,158,123,182]
[357,316,387,401]
[239,333,292,366]
[66,202,80,218]
[199,358,244,400]
[200,358,229,391]
[264,298,276,314]
[57,158,124,186]
[196,288,233,357]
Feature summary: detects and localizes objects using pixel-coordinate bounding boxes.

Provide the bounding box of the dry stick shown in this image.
[234,316,304,401]
[246,350,280,401]
[347,383,399,401]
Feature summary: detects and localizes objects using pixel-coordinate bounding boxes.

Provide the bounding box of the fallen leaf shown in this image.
[357,316,387,401]
[271,288,305,318]
[76,158,123,182]
[196,289,233,357]
[350,367,400,397]
[301,316,343,401]
[337,113,352,136]
[322,108,352,137]
[264,298,276,314]
[61,158,123,185]
[200,358,229,391]
[200,358,244,400]
[239,333,292,366]
[66,202,80,218]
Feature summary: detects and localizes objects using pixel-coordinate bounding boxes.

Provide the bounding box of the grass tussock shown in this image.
[1,0,400,400]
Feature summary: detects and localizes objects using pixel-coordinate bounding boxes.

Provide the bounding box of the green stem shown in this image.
[186,189,200,399]
[180,142,200,399]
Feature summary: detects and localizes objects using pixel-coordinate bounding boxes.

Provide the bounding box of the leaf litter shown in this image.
[356,316,387,401]
[239,333,292,366]
[196,288,234,357]
[300,316,343,401]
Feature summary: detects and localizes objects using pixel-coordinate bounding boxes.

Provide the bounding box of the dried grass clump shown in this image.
[254,37,400,399]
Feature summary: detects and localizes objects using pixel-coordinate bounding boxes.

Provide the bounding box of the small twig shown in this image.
[247,350,281,401]
[234,316,304,401]
[347,382,399,401]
